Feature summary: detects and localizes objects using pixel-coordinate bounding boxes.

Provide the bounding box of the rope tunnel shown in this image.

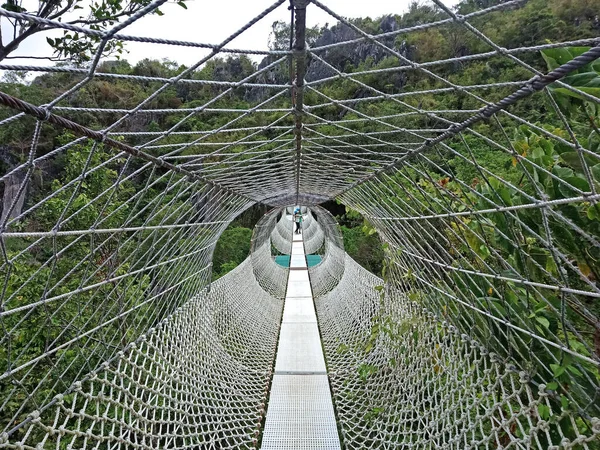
[0,0,599,448]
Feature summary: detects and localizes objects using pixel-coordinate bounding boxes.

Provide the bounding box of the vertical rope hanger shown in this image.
[291,0,309,205]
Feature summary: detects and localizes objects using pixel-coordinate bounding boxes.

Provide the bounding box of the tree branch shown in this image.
[47,0,76,21]
[0,23,49,62]
[66,8,142,26]
[4,55,68,61]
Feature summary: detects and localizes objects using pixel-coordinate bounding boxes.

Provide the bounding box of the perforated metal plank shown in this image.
[288,270,309,283]
[274,323,326,372]
[261,375,340,450]
[282,298,317,323]
[290,255,307,268]
[286,280,312,297]
[261,231,341,449]
[292,242,305,253]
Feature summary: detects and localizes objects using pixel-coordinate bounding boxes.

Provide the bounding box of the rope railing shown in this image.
[315,253,600,448]
[271,212,294,255]
[1,256,283,449]
[250,210,289,298]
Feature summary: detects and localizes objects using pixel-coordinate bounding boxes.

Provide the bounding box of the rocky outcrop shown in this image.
[1,169,27,224]
[246,15,411,103]
[306,17,401,81]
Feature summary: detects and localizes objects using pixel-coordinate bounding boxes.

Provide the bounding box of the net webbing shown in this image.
[0,0,599,447]
[300,210,325,255]
[271,213,294,255]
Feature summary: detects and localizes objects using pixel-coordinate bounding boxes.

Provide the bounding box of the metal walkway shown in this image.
[261,230,341,449]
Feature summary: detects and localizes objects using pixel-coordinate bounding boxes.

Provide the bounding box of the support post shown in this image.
[291,0,309,205]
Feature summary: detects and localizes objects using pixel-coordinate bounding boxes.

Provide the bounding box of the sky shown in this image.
[2,0,459,67]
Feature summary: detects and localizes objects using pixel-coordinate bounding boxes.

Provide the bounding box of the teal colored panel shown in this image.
[275,255,291,267]
[275,254,320,267]
[306,255,322,267]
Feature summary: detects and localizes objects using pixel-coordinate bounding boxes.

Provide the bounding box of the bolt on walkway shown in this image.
[261,230,341,449]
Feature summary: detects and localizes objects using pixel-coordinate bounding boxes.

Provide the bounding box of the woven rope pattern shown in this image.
[302,210,326,255]
[316,254,600,449]
[1,257,282,449]
[271,213,293,255]
[251,210,289,298]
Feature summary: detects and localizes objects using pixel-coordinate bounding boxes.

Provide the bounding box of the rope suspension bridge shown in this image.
[0,0,599,448]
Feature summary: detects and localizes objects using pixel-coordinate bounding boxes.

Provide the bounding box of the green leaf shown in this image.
[560,71,600,87]
[587,204,600,221]
[357,363,378,381]
[478,244,490,259]
[553,86,600,101]
[558,173,591,197]
[531,146,545,160]
[591,164,600,183]
[535,316,550,329]
[538,404,550,420]
[177,1,187,9]
[412,329,419,344]
[553,166,574,178]
[1,0,25,12]
[546,381,558,390]
[550,363,565,377]
[560,152,594,172]
[541,47,592,70]
[336,343,349,355]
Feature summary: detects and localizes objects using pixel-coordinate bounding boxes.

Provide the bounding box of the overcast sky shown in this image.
[3,0,459,67]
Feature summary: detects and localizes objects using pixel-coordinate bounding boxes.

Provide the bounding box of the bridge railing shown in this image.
[1,252,283,449]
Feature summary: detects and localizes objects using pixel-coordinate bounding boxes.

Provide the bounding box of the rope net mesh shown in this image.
[300,210,325,255]
[271,213,293,255]
[0,0,598,448]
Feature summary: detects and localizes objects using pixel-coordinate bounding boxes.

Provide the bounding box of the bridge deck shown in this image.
[261,231,341,449]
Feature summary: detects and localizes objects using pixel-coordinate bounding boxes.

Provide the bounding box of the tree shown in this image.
[0,0,187,62]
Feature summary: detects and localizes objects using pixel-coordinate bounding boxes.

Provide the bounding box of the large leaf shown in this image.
[553,86,600,101]
[559,152,600,173]
[560,71,600,87]
[541,47,592,71]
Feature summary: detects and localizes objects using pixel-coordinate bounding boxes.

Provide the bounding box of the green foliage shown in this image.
[542,47,600,116]
[0,137,156,438]
[337,207,384,277]
[212,227,253,278]
[376,46,600,435]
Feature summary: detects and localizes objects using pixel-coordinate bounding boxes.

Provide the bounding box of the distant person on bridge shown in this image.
[294,209,303,234]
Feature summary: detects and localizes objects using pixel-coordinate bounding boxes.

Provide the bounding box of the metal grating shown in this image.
[261,375,341,450]
[262,232,341,449]
[290,255,308,269]
[286,281,313,297]
[282,298,317,323]
[274,323,327,373]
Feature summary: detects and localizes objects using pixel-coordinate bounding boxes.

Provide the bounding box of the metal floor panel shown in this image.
[261,375,340,450]
[290,255,307,268]
[286,280,312,297]
[288,270,309,283]
[274,323,326,372]
[282,298,317,323]
[262,232,341,449]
